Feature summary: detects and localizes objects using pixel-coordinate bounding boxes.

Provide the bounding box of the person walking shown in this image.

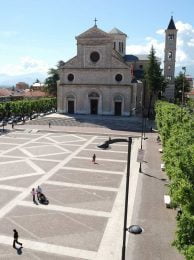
[92,154,96,163]
[48,122,51,128]
[31,188,36,204]
[13,229,22,249]
[36,186,42,200]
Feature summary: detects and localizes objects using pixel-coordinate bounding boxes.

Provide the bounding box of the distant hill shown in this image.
[0,72,47,87]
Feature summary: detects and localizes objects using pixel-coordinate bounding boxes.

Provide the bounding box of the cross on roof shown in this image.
[94,17,98,27]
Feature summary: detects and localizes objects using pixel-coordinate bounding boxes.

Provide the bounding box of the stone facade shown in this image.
[57,25,140,116]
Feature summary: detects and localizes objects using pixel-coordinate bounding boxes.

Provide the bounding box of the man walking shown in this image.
[92,154,96,163]
[31,188,36,204]
[13,229,22,249]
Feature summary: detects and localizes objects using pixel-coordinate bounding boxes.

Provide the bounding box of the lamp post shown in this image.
[98,137,132,260]
[139,79,147,173]
[182,66,186,106]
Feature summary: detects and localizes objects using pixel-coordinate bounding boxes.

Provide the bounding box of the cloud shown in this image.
[188,39,194,47]
[0,30,18,37]
[126,20,194,72]
[0,56,49,76]
[156,29,165,35]
[126,37,164,61]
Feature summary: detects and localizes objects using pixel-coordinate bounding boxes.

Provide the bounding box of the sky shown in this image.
[0,0,194,84]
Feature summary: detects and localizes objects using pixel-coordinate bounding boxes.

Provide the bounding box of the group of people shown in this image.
[31,186,48,205]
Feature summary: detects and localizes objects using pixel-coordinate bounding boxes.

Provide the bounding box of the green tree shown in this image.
[175,72,191,104]
[145,46,166,118]
[155,100,194,259]
[45,61,61,97]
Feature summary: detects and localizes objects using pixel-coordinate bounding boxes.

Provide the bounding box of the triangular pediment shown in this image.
[111,54,130,69]
[63,56,80,67]
[111,50,130,68]
[76,26,112,40]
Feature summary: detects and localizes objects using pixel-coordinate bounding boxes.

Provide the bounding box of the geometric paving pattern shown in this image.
[0,131,138,259]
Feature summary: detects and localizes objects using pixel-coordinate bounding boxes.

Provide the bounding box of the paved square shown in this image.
[0,131,140,259]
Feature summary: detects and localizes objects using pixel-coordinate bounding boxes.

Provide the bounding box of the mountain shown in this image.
[0,72,47,87]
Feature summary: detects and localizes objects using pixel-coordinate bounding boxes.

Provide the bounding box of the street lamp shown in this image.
[182,66,186,106]
[98,137,132,260]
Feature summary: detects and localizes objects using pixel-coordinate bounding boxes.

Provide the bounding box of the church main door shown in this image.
[68,100,74,114]
[90,100,98,114]
[114,102,122,116]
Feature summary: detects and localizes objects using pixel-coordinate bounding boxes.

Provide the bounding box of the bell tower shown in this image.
[164,16,177,100]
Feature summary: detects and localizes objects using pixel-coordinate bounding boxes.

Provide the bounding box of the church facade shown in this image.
[57,17,177,115]
[57,24,140,116]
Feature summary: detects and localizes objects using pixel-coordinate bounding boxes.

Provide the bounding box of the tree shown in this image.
[155,101,194,259]
[145,46,166,118]
[44,61,63,97]
[175,72,191,104]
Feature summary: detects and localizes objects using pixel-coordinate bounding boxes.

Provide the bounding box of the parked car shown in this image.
[31,113,38,119]
[14,116,22,123]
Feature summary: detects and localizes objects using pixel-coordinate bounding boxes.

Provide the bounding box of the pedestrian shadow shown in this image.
[14,246,23,255]
[17,247,23,255]
[140,171,167,182]
[33,200,39,205]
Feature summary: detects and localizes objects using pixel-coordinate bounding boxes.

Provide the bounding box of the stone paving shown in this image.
[24,114,148,132]
[0,130,140,259]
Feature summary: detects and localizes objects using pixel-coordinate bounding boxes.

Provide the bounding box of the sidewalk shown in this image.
[126,133,183,260]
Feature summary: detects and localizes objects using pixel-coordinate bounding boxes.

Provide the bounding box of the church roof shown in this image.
[109,28,127,36]
[124,55,139,62]
[76,26,111,39]
[167,16,176,30]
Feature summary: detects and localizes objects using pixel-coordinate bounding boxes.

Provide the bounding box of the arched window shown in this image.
[66,94,75,100]
[168,34,174,40]
[168,51,173,60]
[114,95,123,102]
[88,92,99,98]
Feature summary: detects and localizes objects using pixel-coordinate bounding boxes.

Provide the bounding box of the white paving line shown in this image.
[45,180,118,192]
[75,156,126,162]
[95,138,141,260]
[0,159,25,165]
[64,167,124,175]
[0,185,25,192]
[31,158,61,162]
[69,134,87,142]
[19,147,35,157]
[44,136,62,144]
[0,134,97,218]
[0,172,44,182]
[50,143,72,153]
[0,235,96,260]
[0,133,51,156]
[7,217,39,240]
[18,201,111,218]
[23,143,57,149]
[25,158,45,174]
[34,152,70,158]
[0,142,16,146]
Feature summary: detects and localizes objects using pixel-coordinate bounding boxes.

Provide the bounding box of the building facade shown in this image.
[57,24,142,116]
